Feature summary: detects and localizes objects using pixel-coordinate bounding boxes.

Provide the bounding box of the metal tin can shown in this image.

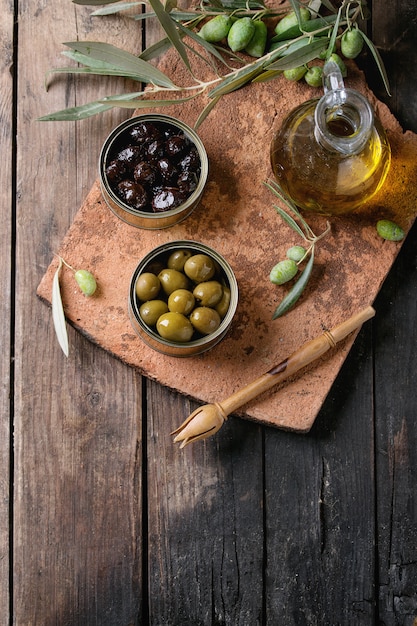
[99,115,209,229]
[128,241,238,357]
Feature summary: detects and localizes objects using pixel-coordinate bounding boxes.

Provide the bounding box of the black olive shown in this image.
[115,145,143,168]
[152,188,184,212]
[105,159,128,184]
[165,135,188,158]
[117,180,149,210]
[157,158,178,182]
[133,161,157,186]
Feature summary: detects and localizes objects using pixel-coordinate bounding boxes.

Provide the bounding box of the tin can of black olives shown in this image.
[128,241,238,357]
[99,115,209,229]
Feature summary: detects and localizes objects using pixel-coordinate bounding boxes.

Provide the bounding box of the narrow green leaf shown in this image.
[38,101,115,121]
[208,58,266,98]
[48,66,143,80]
[177,21,232,66]
[146,0,191,71]
[140,37,173,62]
[272,249,315,319]
[266,38,327,70]
[324,3,341,61]
[194,95,221,129]
[91,1,144,15]
[274,206,307,240]
[64,41,177,88]
[38,90,146,121]
[52,257,69,357]
[98,93,199,108]
[359,29,391,95]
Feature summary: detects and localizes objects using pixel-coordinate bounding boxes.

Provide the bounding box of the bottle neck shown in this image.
[314,88,374,155]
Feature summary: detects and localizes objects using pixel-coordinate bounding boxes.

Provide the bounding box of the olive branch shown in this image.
[264,179,330,319]
[38,0,390,125]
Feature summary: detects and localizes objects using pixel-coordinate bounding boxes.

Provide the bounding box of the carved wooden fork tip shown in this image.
[171,403,227,448]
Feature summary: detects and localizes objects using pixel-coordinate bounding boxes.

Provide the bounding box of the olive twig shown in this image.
[264,179,331,319]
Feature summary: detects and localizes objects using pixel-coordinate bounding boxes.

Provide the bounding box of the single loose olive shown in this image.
[184,254,216,282]
[167,249,192,271]
[74,269,97,296]
[341,29,364,59]
[168,289,195,315]
[190,307,221,335]
[245,20,268,58]
[376,219,405,242]
[286,245,307,262]
[199,15,233,43]
[269,259,298,285]
[304,65,323,87]
[284,66,307,82]
[158,268,189,295]
[193,281,223,307]
[156,312,194,342]
[135,272,161,301]
[139,299,169,326]
[227,17,256,52]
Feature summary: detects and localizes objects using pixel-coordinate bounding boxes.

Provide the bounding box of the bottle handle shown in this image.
[323,60,345,95]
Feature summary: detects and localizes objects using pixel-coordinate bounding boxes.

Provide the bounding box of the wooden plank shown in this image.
[367,1,417,621]
[146,380,265,623]
[13,0,144,623]
[373,226,417,624]
[264,327,376,624]
[0,0,13,616]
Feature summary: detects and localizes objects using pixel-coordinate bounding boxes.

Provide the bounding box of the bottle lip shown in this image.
[314,88,374,155]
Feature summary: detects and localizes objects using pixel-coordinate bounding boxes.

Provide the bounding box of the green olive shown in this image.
[168,289,195,315]
[304,65,323,87]
[376,219,405,242]
[341,29,364,59]
[328,53,347,78]
[156,312,194,343]
[199,15,233,43]
[139,300,169,326]
[245,20,268,58]
[227,17,256,52]
[74,269,97,296]
[284,66,307,82]
[274,8,311,38]
[184,254,216,282]
[158,268,189,296]
[167,249,192,272]
[215,285,231,318]
[190,307,221,335]
[286,245,307,262]
[193,281,223,307]
[269,259,298,285]
[135,272,161,301]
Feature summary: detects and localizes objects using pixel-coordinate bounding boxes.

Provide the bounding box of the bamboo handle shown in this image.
[220,306,375,416]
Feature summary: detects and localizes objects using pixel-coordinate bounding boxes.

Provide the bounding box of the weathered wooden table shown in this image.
[2,0,417,624]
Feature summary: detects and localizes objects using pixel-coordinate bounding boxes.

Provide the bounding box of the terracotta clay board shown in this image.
[37,49,417,432]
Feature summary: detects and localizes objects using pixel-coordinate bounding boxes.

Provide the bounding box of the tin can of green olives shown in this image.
[99,115,209,229]
[128,241,238,357]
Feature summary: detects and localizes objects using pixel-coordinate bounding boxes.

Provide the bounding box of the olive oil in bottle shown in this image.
[270,62,391,216]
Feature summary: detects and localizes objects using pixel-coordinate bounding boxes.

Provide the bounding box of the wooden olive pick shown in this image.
[172,306,375,447]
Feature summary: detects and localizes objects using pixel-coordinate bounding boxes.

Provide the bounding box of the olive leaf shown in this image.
[359,29,391,95]
[52,256,69,357]
[147,0,192,72]
[63,41,178,88]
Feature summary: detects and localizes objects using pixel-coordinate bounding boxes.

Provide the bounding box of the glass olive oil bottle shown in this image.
[270,61,391,215]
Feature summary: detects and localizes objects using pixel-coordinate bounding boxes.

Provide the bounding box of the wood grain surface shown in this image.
[3,0,417,623]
